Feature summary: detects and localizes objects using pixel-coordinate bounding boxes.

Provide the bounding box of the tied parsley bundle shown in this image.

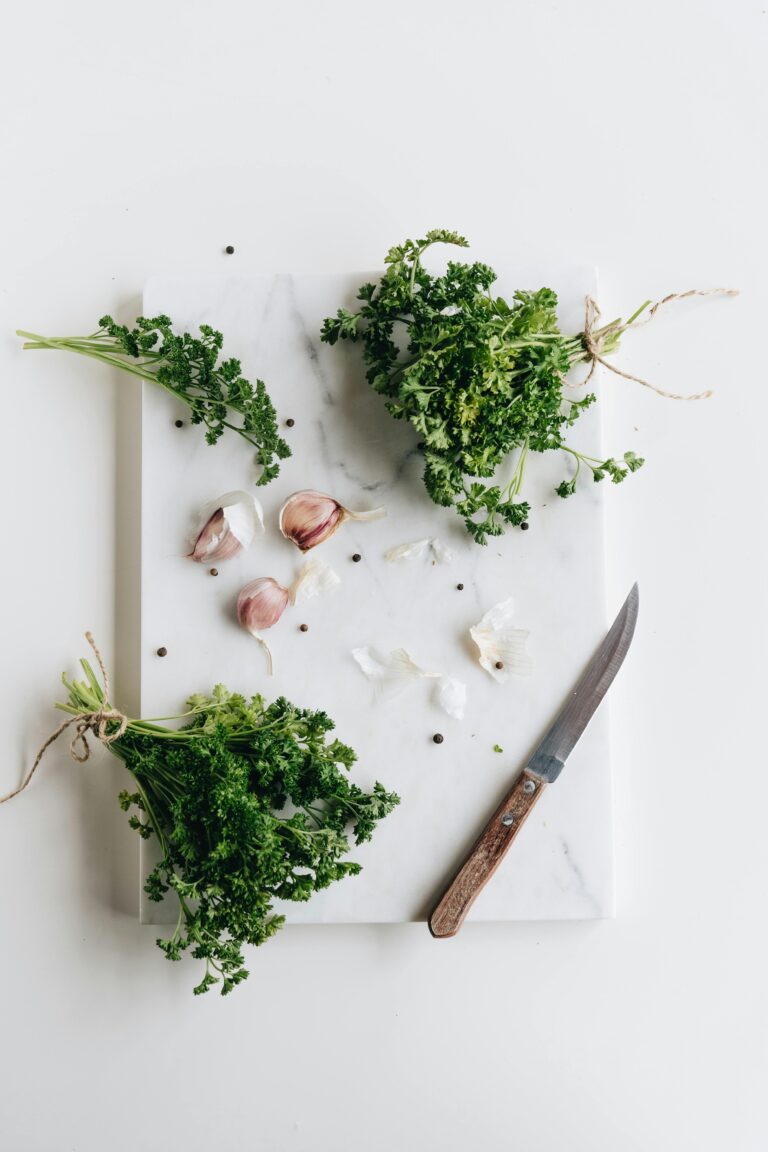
[17,315,290,484]
[322,230,730,543]
[28,642,399,996]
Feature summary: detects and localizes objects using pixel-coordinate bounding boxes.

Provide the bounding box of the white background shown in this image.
[0,2,765,1149]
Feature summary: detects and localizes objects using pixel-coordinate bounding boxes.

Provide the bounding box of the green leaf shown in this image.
[320,231,646,539]
[87,681,400,996]
[22,315,290,483]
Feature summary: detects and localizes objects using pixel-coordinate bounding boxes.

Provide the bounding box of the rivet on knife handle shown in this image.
[428,770,546,939]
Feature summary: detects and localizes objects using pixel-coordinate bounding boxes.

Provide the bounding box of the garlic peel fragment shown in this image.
[384,537,454,565]
[289,558,340,605]
[191,490,264,563]
[352,646,441,698]
[429,539,454,564]
[435,676,467,719]
[470,597,533,683]
[280,490,386,551]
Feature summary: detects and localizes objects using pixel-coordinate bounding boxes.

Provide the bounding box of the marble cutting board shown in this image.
[139,264,614,925]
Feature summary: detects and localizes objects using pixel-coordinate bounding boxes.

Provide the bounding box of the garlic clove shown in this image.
[236,577,290,675]
[236,561,340,676]
[279,490,386,551]
[191,491,264,564]
[470,597,533,683]
[237,577,290,632]
[191,507,233,562]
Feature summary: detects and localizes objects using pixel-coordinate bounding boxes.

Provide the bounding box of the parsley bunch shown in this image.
[321,230,644,542]
[59,663,399,995]
[18,315,290,484]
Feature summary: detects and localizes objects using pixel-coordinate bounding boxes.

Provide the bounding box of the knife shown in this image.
[429,583,639,938]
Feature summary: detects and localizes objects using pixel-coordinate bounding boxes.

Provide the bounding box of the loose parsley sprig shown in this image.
[18,315,290,484]
[58,666,399,995]
[321,230,645,542]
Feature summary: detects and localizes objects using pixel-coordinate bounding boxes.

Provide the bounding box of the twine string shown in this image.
[580,288,739,401]
[0,632,128,805]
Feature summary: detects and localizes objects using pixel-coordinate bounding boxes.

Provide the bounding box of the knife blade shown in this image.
[428,583,639,938]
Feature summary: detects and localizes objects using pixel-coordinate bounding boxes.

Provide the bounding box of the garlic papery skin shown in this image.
[435,676,467,719]
[352,646,441,699]
[236,578,290,675]
[470,597,533,683]
[384,538,454,565]
[191,490,264,564]
[279,490,386,551]
[289,558,340,605]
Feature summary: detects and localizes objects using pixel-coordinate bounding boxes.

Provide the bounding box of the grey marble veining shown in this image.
[139,265,614,924]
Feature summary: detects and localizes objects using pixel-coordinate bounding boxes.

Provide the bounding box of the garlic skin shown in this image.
[384,537,454,565]
[190,491,264,564]
[290,557,340,605]
[435,676,467,719]
[279,490,386,551]
[470,597,533,683]
[352,646,441,698]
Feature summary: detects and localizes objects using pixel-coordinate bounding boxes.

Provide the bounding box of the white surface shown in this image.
[0,2,765,1151]
[139,267,613,925]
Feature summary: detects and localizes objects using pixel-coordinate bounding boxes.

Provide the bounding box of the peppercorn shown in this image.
[286,418,295,427]
[352,553,361,563]
[495,660,504,670]
[157,647,168,658]
[299,623,308,632]
[457,583,464,591]
[225,245,235,254]
[433,733,444,745]
[520,521,529,531]
[174,419,184,428]
[209,568,218,577]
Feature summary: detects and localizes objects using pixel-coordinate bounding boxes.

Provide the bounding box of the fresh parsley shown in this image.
[321,230,644,542]
[18,315,290,484]
[60,665,399,995]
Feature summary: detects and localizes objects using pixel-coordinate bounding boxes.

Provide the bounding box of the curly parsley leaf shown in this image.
[322,231,644,539]
[18,315,290,484]
[60,670,400,996]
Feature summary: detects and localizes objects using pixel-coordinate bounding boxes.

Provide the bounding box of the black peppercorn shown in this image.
[456,583,464,591]
[174,419,184,428]
[495,660,504,670]
[299,623,308,632]
[225,245,235,254]
[520,521,529,531]
[209,568,218,577]
[286,418,295,427]
[352,553,361,563]
[433,733,444,744]
[157,647,168,658]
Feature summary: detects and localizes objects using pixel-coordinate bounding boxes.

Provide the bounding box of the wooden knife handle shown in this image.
[428,769,546,938]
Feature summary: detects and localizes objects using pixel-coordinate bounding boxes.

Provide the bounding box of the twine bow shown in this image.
[0,632,127,805]
[580,288,739,400]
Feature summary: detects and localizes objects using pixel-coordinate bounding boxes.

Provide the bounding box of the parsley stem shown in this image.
[18,316,289,483]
